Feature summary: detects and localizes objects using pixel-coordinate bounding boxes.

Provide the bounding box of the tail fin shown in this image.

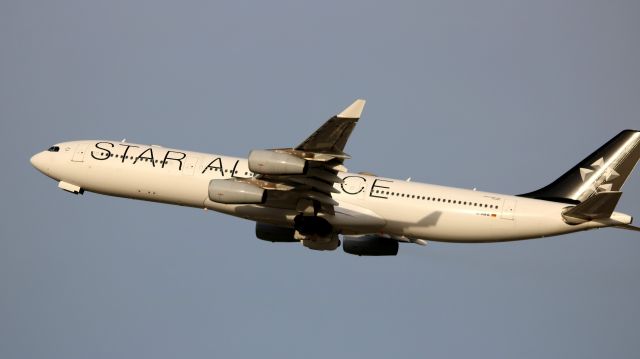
[520,130,640,204]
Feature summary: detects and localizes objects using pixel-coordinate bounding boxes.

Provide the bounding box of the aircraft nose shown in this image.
[30,152,45,171]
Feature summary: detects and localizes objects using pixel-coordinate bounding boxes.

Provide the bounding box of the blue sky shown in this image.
[1,1,639,358]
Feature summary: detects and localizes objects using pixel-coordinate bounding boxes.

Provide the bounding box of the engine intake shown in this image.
[208,179,266,204]
[248,150,307,175]
[343,235,399,256]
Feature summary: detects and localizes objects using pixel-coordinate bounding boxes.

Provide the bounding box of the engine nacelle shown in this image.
[208,179,266,204]
[248,150,307,175]
[255,223,298,242]
[343,235,399,256]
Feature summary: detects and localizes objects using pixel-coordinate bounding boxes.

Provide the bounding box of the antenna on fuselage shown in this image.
[121,138,126,143]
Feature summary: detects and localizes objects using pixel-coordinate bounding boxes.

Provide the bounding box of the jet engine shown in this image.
[255,223,298,242]
[208,179,266,204]
[248,150,307,175]
[342,235,399,256]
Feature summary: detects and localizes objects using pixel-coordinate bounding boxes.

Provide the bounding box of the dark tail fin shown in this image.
[520,130,640,204]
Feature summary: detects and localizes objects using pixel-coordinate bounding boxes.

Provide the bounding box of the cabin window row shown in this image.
[208,168,253,176]
[373,189,499,209]
[98,152,254,176]
[101,152,168,165]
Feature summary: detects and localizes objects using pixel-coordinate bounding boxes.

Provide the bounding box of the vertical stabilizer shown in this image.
[520,130,640,204]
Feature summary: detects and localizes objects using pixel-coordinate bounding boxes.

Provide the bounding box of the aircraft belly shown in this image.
[80,162,209,207]
[383,199,590,242]
[329,201,386,233]
[200,199,387,233]
[402,210,505,242]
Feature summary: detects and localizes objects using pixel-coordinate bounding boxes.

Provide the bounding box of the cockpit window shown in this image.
[47,146,60,152]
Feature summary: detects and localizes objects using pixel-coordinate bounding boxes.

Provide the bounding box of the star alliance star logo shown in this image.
[579,157,619,192]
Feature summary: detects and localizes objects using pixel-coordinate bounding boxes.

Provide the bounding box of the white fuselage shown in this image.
[31,140,625,243]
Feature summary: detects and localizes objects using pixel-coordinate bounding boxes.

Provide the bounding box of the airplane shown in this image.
[30,100,640,255]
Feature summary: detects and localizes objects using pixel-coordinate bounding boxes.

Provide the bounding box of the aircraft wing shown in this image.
[233,99,365,215]
[295,99,365,156]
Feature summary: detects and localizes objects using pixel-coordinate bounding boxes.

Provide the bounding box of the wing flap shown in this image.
[289,176,340,194]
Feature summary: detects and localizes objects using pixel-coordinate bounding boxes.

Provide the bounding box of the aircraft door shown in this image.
[71,143,89,162]
[182,156,200,175]
[501,199,517,220]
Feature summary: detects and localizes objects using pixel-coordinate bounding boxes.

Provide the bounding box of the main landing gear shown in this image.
[293,215,340,251]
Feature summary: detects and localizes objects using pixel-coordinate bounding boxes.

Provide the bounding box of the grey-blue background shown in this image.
[2,1,639,358]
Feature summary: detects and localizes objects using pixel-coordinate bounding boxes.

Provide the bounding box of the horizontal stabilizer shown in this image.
[562,191,622,224]
[614,224,640,232]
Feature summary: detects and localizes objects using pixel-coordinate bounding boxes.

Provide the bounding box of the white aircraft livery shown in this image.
[31,100,640,255]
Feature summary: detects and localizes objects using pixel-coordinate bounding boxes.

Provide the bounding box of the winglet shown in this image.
[337,99,366,119]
